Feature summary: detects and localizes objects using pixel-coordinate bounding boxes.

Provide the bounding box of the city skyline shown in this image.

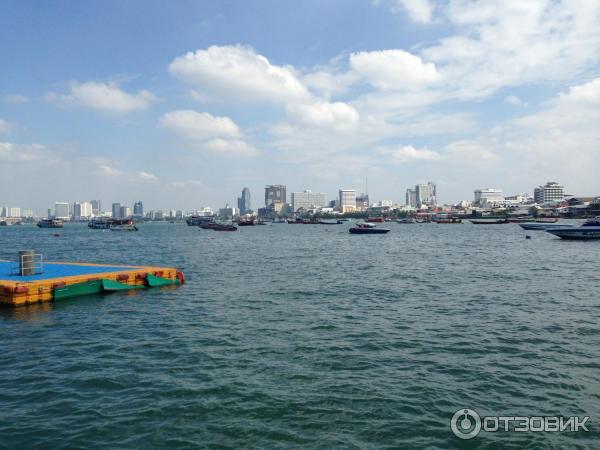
[1,1,600,211]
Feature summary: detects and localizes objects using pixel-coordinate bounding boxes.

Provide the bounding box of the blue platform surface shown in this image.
[0,261,143,282]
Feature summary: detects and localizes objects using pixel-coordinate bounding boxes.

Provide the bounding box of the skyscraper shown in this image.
[415,182,437,208]
[265,185,286,206]
[237,187,252,214]
[406,189,417,207]
[112,203,121,218]
[133,201,144,217]
[54,202,70,219]
[90,200,102,215]
[291,190,326,211]
[339,189,357,213]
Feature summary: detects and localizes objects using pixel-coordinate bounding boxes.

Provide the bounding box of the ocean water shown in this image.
[1,222,599,449]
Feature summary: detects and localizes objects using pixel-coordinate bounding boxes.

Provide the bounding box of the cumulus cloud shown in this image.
[350,49,440,90]
[378,145,441,163]
[159,110,240,140]
[47,81,156,113]
[204,138,258,157]
[286,101,360,130]
[396,0,434,23]
[169,45,309,104]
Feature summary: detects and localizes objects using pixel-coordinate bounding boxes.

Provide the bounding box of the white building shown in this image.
[54,202,70,219]
[534,182,564,204]
[218,205,238,219]
[8,207,21,218]
[474,188,504,206]
[338,189,357,213]
[73,201,93,219]
[291,190,327,212]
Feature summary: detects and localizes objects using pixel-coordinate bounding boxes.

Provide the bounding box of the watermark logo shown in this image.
[451,408,590,439]
[451,409,481,439]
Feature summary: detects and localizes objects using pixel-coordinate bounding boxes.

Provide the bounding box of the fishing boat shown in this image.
[545,217,600,240]
[349,223,390,234]
[519,223,572,231]
[468,218,509,224]
[37,218,64,228]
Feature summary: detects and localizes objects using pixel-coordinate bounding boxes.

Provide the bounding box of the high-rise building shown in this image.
[119,206,131,219]
[406,189,417,207]
[8,207,21,218]
[534,182,564,204]
[355,193,369,210]
[474,188,504,206]
[291,190,326,212]
[22,209,34,218]
[265,185,286,206]
[90,200,101,215]
[237,187,252,214]
[219,205,238,219]
[112,203,121,218]
[133,201,144,217]
[54,202,70,219]
[0,207,6,217]
[415,182,437,208]
[339,189,357,213]
[73,201,93,219]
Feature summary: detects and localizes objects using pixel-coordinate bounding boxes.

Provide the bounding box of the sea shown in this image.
[1,221,599,449]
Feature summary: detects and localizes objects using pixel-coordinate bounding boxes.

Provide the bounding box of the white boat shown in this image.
[545,217,600,240]
[519,223,572,231]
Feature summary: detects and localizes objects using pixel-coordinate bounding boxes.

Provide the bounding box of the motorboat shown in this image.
[37,218,64,228]
[519,223,572,231]
[349,222,390,234]
[545,217,600,239]
[110,224,138,231]
[200,222,237,231]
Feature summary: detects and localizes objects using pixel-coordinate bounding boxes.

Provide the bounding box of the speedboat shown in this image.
[519,223,572,231]
[545,217,600,240]
[349,223,390,234]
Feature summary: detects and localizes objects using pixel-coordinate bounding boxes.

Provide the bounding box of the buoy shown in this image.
[526,235,532,239]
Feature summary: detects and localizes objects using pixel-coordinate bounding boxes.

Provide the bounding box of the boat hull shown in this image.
[519,223,572,231]
[546,227,600,239]
[349,228,390,234]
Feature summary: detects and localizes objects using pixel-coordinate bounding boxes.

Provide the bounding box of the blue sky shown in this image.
[1,0,599,213]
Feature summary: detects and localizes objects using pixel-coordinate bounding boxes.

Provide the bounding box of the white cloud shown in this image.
[443,140,499,164]
[286,101,359,130]
[378,145,441,163]
[159,110,240,140]
[0,142,44,162]
[169,45,309,104]
[396,0,434,23]
[137,171,158,182]
[350,49,440,90]
[0,119,14,134]
[504,95,525,107]
[204,138,258,157]
[47,81,156,113]
[2,94,28,104]
[97,164,122,176]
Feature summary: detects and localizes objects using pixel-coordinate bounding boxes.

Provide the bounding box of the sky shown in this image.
[1,0,600,213]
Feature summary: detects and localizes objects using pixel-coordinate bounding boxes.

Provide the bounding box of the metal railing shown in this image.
[9,253,45,276]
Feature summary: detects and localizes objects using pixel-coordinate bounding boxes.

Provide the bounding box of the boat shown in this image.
[468,218,509,224]
[110,224,138,231]
[200,222,237,231]
[37,218,64,228]
[319,219,344,225]
[349,223,390,234]
[536,217,559,223]
[88,217,134,229]
[396,218,416,224]
[186,215,216,226]
[433,216,462,224]
[507,216,536,223]
[237,218,256,226]
[366,217,385,223]
[546,217,600,240]
[519,223,572,231]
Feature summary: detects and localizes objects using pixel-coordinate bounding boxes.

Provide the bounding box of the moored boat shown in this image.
[396,218,416,224]
[366,217,385,223]
[468,218,509,224]
[200,222,237,231]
